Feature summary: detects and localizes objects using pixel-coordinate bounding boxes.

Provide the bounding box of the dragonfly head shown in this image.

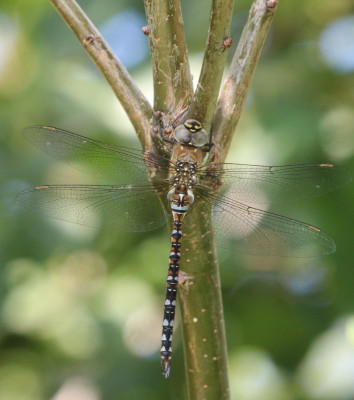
[174,119,209,147]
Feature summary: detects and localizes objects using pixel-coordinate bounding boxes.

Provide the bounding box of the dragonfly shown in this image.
[16,121,351,377]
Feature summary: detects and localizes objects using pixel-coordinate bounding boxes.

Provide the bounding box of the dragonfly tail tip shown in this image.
[161,360,171,378]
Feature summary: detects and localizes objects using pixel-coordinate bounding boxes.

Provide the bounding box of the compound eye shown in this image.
[174,124,192,144]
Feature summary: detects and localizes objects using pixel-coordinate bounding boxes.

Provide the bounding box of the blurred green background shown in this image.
[1,0,354,399]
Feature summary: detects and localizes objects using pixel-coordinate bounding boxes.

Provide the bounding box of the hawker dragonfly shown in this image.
[16,122,351,377]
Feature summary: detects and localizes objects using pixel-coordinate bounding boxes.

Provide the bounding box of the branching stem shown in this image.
[49,0,278,398]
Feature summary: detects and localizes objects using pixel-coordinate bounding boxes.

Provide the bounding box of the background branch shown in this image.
[49,0,152,146]
[213,0,278,162]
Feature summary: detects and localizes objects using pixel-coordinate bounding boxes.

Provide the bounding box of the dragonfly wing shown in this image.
[199,163,351,205]
[16,184,167,232]
[22,126,170,185]
[208,194,336,257]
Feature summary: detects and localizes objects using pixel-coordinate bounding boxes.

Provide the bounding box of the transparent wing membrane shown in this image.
[18,126,351,256]
[211,196,335,257]
[22,126,170,185]
[199,163,351,205]
[193,187,336,257]
[16,184,167,232]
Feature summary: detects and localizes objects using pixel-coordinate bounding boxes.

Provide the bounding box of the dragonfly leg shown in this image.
[171,104,190,128]
[153,110,177,144]
[154,104,191,144]
[201,142,215,153]
[201,122,215,153]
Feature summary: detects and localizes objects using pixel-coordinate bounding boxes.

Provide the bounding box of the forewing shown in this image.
[199,163,351,205]
[16,184,167,232]
[22,126,170,184]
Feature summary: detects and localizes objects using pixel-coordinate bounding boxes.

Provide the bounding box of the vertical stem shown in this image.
[188,0,234,131]
[179,201,230,400]
[144,0,193,112]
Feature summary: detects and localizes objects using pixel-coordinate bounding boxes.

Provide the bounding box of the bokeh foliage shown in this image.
[0,1,353,399]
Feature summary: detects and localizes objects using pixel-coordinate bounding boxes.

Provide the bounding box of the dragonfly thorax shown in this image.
[168,160,198,205]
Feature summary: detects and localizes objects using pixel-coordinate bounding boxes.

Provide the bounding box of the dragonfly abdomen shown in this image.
[160,190,191,378]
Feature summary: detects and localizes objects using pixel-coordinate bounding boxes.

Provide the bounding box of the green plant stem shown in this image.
[143,0,193,113]
[49,0,152,147]
[188,0,234,131]
[179,201,230,400]
[49,1,277,398]
[213,0,278,162]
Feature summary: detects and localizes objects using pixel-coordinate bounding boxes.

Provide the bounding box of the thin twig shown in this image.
[49,0,152,147]
[188,0,234,132]
[213,0,278,161]
[144,0,193,113]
